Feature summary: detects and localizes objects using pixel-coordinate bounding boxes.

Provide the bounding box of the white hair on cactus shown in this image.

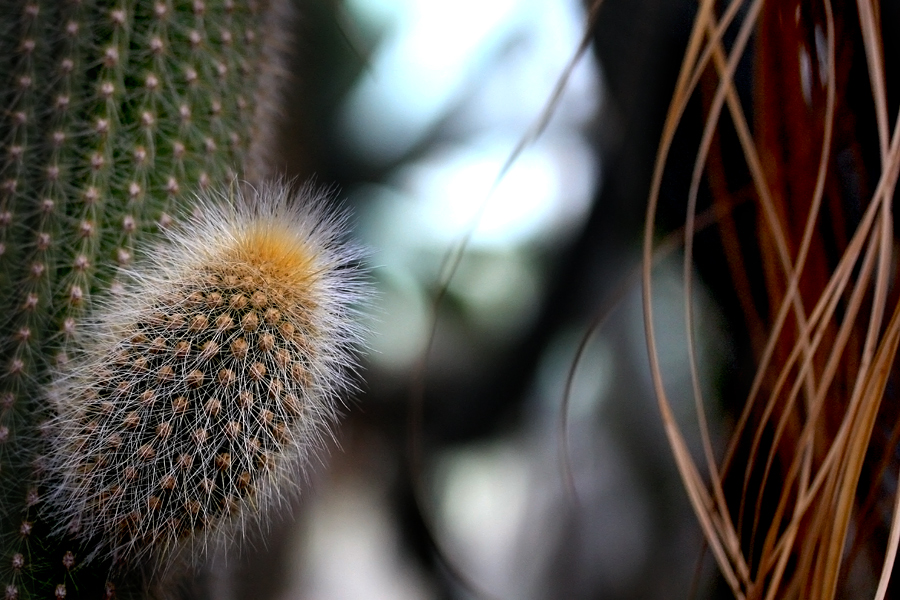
[42,180,367,564]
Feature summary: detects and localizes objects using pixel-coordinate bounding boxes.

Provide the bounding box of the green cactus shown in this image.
[0,1,358,598]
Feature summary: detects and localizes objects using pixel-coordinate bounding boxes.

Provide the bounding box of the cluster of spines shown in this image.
[0,1,285,598]
[45,185,363,565]
[55,275,316,557]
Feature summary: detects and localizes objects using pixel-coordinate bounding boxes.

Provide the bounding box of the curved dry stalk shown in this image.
[686,2,836,561]
[645,0,900,597]
[643,2,757,591]
[875,460,900,599]
[855,0,889,158]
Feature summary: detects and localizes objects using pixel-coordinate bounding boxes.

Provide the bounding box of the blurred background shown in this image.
[210,0,739,598]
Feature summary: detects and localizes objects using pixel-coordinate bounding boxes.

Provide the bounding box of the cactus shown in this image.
[43,185,363,564]
[0,1,365,598]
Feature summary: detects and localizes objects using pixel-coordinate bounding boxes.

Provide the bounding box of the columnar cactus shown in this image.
[0,2,363,599]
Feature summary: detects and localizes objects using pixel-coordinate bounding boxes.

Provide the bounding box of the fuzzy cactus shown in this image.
[44,186,363,563]
[0,1,361,598]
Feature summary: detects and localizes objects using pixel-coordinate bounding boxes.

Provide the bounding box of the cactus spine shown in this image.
[0,1,298,597]
[44,185,363,563]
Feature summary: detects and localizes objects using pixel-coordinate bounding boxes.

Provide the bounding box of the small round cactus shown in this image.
[42,181,365,562]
